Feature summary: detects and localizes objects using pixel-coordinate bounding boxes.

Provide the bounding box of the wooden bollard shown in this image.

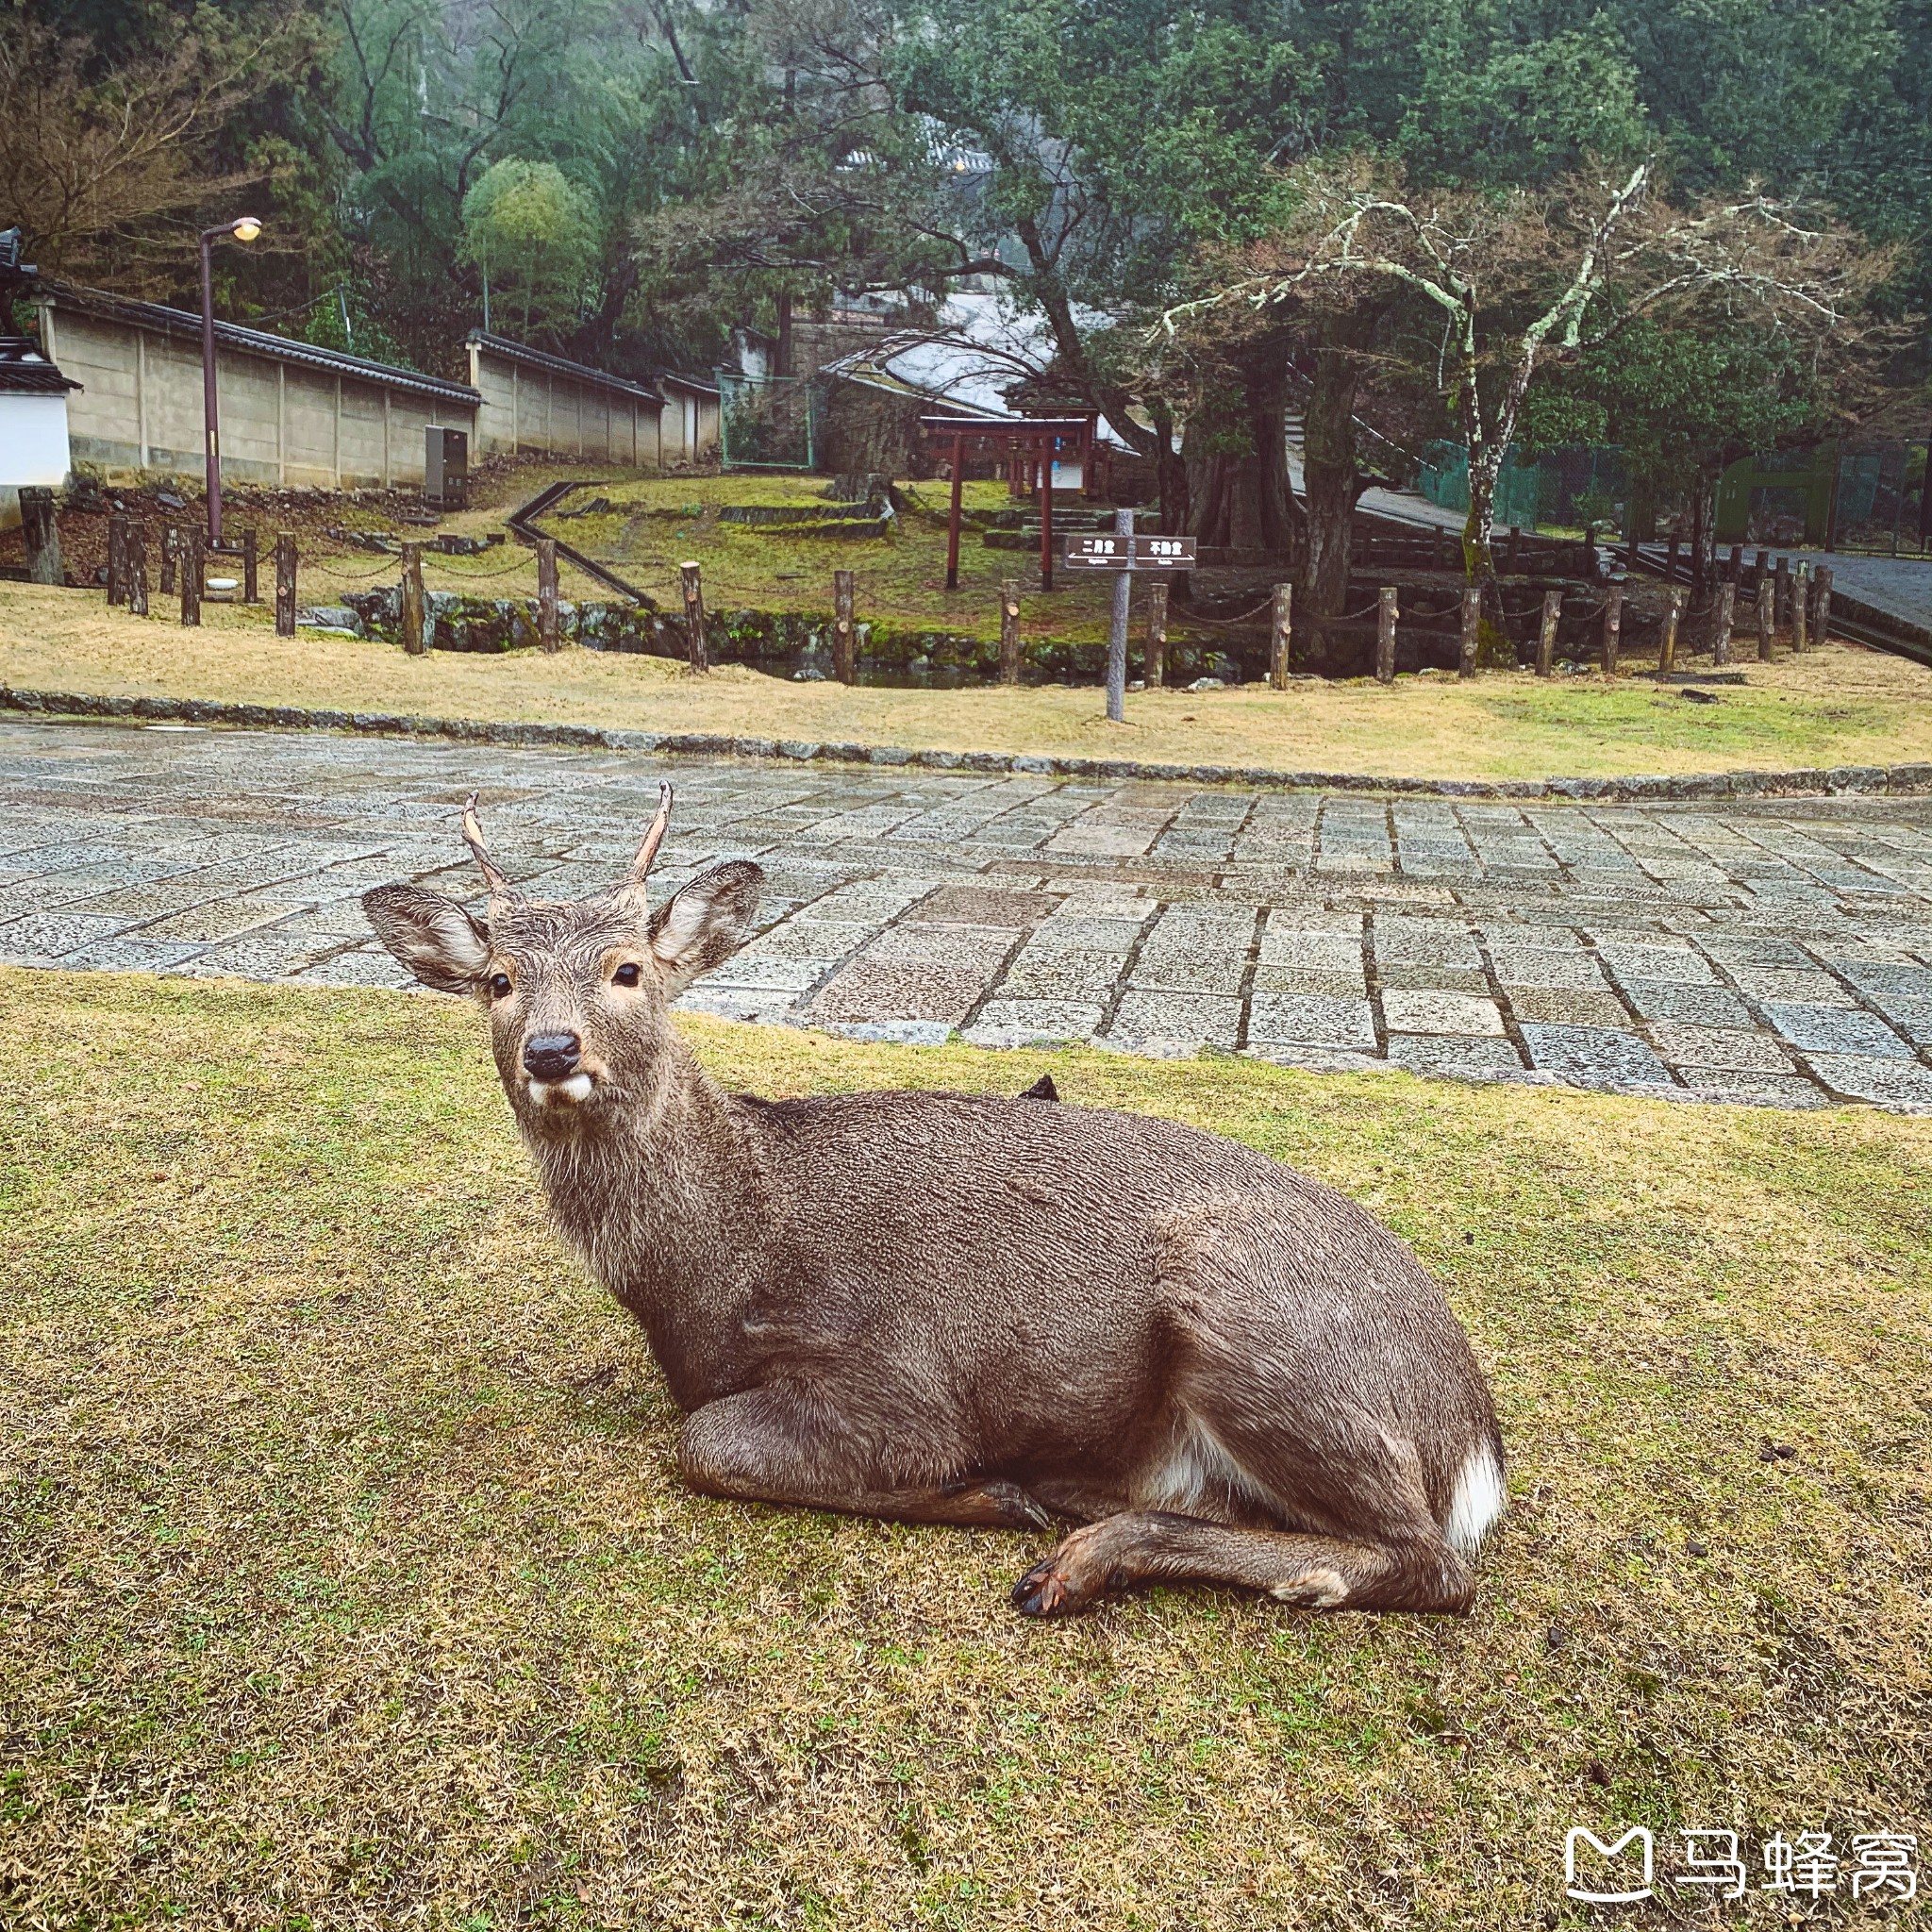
[1507,526,1522,574]
[1812,565,1833,645]
[400,541,425,655]
[1792,564,1809,652]
[1665,532,1681,585]
[1143,580,1167,691]
[107,513,128,606]
[127,526,149,618]
[1457,584,1480,678]
[1726,542,1743,583]
[832,568,855,684]
[1269,582,1292,689]
[999,578,1022,685]
[536,537,561,653]
[1756,575,1774,661]
[21,487,62,586]
[1657,585,1686,673]
[179,531,203,626]
[1600,583,1623,675]
[681,560,709,674]
[1754,547,1770,591]
[1774,556,1791,628]
[242,528,259,604]
[1375,586,1397,684]
[1712,579,1736,666]
[274,531,297,637]
[159,526,177,596]
[1536,589,1560,676]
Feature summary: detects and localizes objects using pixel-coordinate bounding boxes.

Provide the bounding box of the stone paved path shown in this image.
[6,718,1932,1113]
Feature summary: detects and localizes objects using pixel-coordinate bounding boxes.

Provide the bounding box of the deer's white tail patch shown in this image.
[1443,1438,1507,1554]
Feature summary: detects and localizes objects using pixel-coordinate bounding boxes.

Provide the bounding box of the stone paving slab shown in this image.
[5,718,1932,1113]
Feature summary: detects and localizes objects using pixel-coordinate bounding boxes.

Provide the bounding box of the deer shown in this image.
[362,786,1507,1618]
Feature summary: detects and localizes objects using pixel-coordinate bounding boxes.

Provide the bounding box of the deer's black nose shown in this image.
[524,1032,581,1080]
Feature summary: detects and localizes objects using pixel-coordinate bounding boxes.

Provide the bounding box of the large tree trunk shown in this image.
[1463,458,1510,665]
[1297,313,1375,673]
[1244,351,1294,557]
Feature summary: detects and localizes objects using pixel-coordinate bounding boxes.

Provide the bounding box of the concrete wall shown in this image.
[661,382,720,464]
[35,298,478,490]
[468,340,662,467]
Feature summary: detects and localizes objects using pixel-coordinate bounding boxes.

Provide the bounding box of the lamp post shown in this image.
[200,215,263,548]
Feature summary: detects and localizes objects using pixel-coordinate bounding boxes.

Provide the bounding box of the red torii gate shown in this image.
[920,414,1092,592]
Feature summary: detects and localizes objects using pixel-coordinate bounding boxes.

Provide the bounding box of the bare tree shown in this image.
[1173,154,1890,658]
[0,16,295,286]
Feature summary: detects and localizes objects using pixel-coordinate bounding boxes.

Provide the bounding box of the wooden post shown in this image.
[20,487,61,586]
[1725,541,1743,583]
[1039,442,1056,591]
[1270,582,1292,689]
[159,526,178,596]
[274,531,297,638]
[1375,586,1397,684]
[944,434,965,591]
[1144,580,1168,690]
[1105,506,1133,722]
[107,514,128,606]
[1754,547,1770,591]
[1774,555,1791,628]
[1457,584,1480,678]
[1536,589,1560,676]
[1507,526,1522,574]
[179,530,202,626]
[1600,583,1623,675]
[1657,586,1686,673]
[127,526,149,618]
[1792,563,1809,652]
[1756,575,1774,661]
[1812,564,1833,645]
[999,578,1022,685]
[536,537,560,652]
[1712,579,1736,666]
[680,559,709,674]
[1624,528,1640,570]
[242,527,259,604]
[1665,531,1681,586]
[400,541,425,655]
[832,568,856,683]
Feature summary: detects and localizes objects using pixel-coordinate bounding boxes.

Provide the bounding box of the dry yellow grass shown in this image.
[3,970,1928,1927]
[5,579,1931,779]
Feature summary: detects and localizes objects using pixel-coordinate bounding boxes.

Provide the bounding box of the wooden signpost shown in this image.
[1063,525,1197,721]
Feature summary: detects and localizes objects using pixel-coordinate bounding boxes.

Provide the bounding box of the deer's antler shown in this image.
[459,791,517,903]
[629,781,674,887]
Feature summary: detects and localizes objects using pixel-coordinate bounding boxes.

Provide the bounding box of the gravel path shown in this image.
[7,717,1932,1113]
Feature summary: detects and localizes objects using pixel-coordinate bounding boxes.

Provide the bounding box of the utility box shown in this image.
[425,425,468,510]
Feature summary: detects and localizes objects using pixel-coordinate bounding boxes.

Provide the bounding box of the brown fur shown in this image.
[363,794,1507,1618]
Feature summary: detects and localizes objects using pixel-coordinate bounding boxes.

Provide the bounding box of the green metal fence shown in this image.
[718,370,817,472]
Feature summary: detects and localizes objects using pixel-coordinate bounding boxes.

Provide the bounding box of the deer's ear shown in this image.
[647,860,763,994]
[362,884,492,992]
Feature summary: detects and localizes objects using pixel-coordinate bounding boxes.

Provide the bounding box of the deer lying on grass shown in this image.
[364,788,1506,1617]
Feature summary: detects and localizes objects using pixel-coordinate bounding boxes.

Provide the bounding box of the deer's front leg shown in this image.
[678,1387,1051,1529]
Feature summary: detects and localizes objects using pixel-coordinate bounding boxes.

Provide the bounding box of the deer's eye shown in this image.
[489,973,512,1000]
[612,961,642,989]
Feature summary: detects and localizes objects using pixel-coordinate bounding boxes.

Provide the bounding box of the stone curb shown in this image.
[5,683,1930,802]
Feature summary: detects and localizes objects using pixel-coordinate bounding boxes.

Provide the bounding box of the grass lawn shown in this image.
[6,579,1931,780]
[3,970,1927,1926]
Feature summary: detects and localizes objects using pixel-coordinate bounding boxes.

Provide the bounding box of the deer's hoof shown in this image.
[1011,1557,1086,1618]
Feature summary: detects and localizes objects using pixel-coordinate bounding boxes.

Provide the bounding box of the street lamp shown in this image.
[200,216,263,547]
